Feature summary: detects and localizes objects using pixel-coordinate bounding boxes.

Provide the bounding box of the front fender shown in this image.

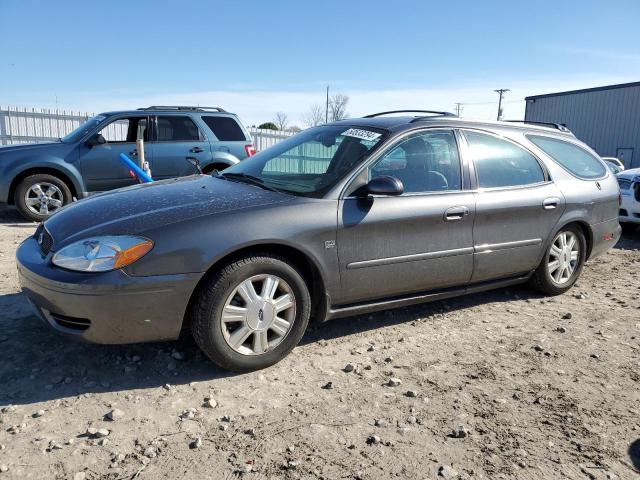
[0,156,85,203]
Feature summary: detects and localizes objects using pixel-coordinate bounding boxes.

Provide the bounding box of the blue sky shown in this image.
[1,0,639,126]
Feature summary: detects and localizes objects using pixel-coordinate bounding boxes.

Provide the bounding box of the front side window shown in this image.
[527,135,607,179]
[222,125,385,197]
[464,131,545,188]
[98,117,148,143]
[155,116,201,142]
[369,130,461,193]
[202,115,247,141]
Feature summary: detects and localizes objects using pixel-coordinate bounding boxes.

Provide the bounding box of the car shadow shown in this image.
[615,229,640,251]
[0,283,542,407]
[0,206,35,226]
[628,439,640,473]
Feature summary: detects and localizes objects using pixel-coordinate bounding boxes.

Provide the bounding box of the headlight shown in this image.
[52,236,153,272]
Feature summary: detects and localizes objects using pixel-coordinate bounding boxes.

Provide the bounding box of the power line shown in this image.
[494,88,510,120]
[454,103,464,116]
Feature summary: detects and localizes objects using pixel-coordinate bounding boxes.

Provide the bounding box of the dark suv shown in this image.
[0,106,255,221]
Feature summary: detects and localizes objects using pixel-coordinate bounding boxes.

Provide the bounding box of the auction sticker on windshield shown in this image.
[342,128,381,141]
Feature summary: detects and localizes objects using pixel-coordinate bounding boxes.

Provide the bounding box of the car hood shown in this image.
[617,167,640,180]
[44,175,293,246]
[0,141,63,153]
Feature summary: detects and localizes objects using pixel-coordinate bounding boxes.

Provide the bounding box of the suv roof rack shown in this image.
[137,106,227,112]
[503,120,572,134]
[363,110,457,119]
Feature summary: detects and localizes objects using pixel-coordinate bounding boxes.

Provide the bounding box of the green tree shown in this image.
[258,122,278,130]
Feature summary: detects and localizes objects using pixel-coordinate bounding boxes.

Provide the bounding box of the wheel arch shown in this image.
[183,242,329,332]
[551,219,594,260]
[8,166,80,205]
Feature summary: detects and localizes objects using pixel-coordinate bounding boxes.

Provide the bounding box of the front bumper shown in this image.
[619,193,640,224]
[16,237,202,344]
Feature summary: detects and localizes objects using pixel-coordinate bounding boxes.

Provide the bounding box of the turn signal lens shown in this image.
[113,240,154,269]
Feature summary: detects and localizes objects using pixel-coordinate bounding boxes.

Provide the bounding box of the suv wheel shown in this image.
[530,225,586,295]
[190,254,311,372]
[15,173,72,222]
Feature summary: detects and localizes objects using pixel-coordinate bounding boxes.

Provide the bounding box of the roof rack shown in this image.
[503,120,572,134]
[363,110,457,119]
[137,106,227,112]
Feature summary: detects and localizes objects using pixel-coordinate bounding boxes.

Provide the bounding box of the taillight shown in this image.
[245,144,256,157]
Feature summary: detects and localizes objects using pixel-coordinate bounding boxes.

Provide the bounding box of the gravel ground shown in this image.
[0,205,639,480]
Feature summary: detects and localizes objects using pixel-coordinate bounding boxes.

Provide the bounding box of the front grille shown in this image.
[617,178,631,190]
[50,313,91,331]
[34,224,53,254]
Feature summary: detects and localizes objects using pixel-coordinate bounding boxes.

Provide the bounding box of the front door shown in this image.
[337,130,475,305]
[149,115,210,179]
[461,130,565,283]
[79,115,150,192]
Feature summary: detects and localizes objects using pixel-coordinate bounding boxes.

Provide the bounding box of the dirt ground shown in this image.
[0,205,639,480]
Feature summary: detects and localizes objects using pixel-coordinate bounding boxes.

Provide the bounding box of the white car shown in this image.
[603,157,625,171]
[617,167,640,233]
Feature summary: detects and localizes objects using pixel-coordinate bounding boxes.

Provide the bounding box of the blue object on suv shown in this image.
[0,106,256,221]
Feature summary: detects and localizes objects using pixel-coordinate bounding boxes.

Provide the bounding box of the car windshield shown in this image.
[222,125,387,197]
[61,115,108,143]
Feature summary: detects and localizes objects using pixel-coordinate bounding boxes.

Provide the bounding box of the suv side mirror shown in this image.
[363,175,404,196]
[86,133,106,147]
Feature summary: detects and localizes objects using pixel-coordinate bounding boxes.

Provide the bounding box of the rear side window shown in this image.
[527,135,606,179]
[155,116,201,141]
[464,131,545,188]
[202,116,247,141]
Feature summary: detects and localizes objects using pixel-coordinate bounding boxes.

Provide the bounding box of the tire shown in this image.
[621,222,638,234]
[190,254,311,372]
[14,173,72,222]
[530,225,586,296]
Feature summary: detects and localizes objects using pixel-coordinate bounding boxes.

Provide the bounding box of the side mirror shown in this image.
[86,133,106,147]
[363,175,404,196]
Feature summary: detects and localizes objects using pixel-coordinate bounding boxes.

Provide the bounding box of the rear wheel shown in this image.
[190,254,311,372]
[14,173,72,222]
[530,225,586,295]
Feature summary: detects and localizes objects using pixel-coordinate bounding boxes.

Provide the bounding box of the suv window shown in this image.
[369,130,461,193]
[98,117,148,143]
[155,116,201,142]
[202,116,247,141]
[464,131,545,188]
[527,135,607,179]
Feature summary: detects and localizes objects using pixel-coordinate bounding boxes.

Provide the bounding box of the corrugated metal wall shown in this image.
[524,84,640,169]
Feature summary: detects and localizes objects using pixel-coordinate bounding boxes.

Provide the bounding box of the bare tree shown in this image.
[274,111,289,131]
[329,94,349,121]
[303,104,325,127]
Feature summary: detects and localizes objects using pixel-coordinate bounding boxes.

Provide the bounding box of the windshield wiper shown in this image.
[220,172,282,193]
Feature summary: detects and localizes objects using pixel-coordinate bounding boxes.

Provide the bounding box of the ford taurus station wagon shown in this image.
[17,111,621,372]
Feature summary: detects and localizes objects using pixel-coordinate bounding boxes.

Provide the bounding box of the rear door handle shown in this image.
[190,146,204,153]
[444,206,470,221]
[543,197,560,210]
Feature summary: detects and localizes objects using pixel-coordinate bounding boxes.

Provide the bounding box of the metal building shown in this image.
[524,81,640,169]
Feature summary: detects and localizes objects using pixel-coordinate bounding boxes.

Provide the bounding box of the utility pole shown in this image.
[454,103,464,117]
[494,89,510,120]
[325,85,329,123]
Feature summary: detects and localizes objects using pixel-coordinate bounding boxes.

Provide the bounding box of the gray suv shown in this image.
[16,111,621,372]
[0,106,255,221]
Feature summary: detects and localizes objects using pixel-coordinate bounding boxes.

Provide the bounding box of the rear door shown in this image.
[148,115,209,179]
[337,129,475,304]
[461,130,565,283]
[79,115,150,192]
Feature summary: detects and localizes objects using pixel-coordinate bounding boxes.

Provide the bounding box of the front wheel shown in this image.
[14,173,72,222]
[190,254,311,372]
[530,225,586,295]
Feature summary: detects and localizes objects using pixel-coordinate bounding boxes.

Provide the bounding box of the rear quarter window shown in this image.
[527,135,606,179]
[202,116,247,141]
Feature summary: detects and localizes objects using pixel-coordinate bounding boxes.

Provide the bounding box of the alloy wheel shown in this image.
[24,182,64,216]
[220,274,296,356]
[547,231,580,285]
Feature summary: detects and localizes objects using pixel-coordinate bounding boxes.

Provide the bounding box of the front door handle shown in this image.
[190,146,204,153]
[444,206,470,221]
[129,150,138,157]
[543,197,560,210]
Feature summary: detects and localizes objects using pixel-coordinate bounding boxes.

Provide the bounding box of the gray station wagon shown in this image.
[0,106,255,221]
[16,111,621,371]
